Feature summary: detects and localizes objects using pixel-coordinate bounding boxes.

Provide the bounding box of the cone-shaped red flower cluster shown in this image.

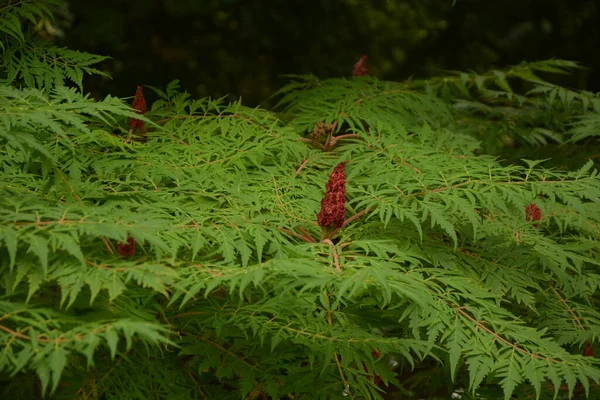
[352,55,369,76]
[128,86,147,132]
[317,162,347,229]
[525,203,541,222]
[118,235,136,257]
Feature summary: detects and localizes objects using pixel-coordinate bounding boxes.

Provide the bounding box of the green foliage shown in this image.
[275,60,600,169]
[388,59,600,155]
[0,0,108,90]
[0,0,57,44]
[570,112,600,142]
[2,2,600,400]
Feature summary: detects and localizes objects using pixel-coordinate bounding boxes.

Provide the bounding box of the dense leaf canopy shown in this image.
[2,1,600,399]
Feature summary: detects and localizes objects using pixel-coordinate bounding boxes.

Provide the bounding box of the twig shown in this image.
[180,331,259,370]
[552,287,586,331]
[334,353,352,398]
[342,208,371,228]
[322,280,353,399]
[0,324,32,340]
[102,237,116,255]
[166,311,211,321]
[277,227,315,243]
[295,159,309,175]
[453,305,557,362]
[0,324,69,343]
[296,226,317,242]
[321,239,341,272]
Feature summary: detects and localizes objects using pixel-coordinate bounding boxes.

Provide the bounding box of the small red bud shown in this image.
[117,235,136,257]
[583,341,594,357]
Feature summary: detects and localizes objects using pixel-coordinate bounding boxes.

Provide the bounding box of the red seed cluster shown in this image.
[317,162,347,229]
[525,203,541,222]
[128,86,147,132]
[118,235,136,257]
[352,55,369,77]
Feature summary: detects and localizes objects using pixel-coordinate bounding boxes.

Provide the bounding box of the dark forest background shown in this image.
[51,0,599,107]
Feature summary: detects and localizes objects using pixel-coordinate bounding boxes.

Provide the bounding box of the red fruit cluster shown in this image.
[317,162,347,229]
[525,203,541,222]
[362,349,382,385]
[352,55,369,77]
[583,341,594,357]
[128,86,147,132]
[118,235,136,257]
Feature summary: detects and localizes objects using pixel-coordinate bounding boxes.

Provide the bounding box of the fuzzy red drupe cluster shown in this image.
[128,86,147,132]
[525,203,541,222]
[317,162,347,229]
[118,235,136,257]
[352,55,369,76]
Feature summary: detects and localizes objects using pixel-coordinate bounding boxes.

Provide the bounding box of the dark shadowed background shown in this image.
[53,0,599,106]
